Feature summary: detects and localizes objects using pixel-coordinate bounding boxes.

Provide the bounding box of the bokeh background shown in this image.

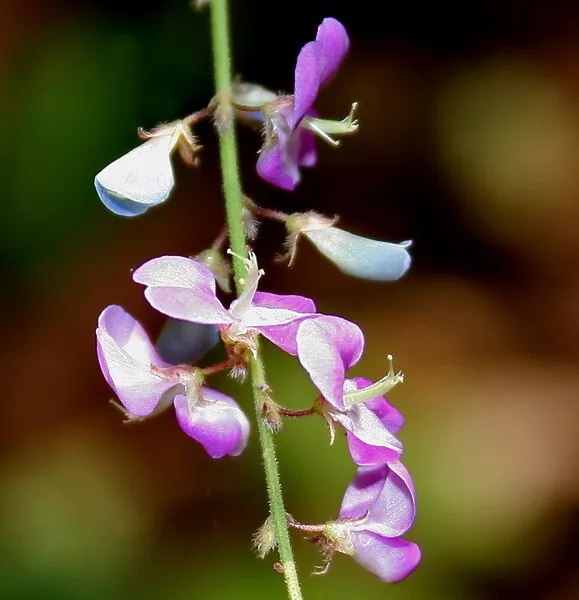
[2,0,579,598]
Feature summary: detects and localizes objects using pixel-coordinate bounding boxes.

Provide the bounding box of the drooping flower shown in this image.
[295,317,405,461]
[322,462,420,582]
[286,212,412,281]
[95,121,198,217]
[132,253,320,356]
[96,305,249,458]
[233,18,358,190]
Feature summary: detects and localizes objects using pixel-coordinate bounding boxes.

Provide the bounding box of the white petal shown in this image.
[304,227,412,281]
[95,134,177,217]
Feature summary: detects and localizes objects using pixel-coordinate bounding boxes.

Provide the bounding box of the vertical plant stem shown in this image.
[208,2,304,599]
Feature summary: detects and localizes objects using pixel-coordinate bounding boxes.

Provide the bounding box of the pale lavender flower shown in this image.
[132,253,319,355]
[96,305,249,458]
[234,18,357,190]
[325,462,420,582]
[295,317,405,461]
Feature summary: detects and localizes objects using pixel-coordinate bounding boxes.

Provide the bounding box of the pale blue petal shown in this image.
[94,135,176,217]
[304,227,412,281]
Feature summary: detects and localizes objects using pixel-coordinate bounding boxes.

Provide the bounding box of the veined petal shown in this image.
[304,227,412,281]
[314,18,350,86]
[257,137,301,191]
[95,134,176,217]
[339,463,391,520]
[133,256,217,291]
[252,292,317,354]
[253,292,316,314]
[297,128,317,167]
[144,287,233,325]
[364,461,416,537]
[293,41,321,125]
[173,388,250,458]
[242,305,313,328]
[96,306,180,416]
[296,316,364,408]
[332,404,403,465]
[98,304,168,367]
[350,532,421,583]
[340,463,416,538]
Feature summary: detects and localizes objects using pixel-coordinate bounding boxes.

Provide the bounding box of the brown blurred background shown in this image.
[2,0,579,598]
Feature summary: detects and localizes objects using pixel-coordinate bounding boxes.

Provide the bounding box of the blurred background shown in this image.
[2,0,579,598]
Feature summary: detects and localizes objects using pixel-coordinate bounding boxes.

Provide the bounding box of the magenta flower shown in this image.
[132,253,318,356]
[295,317,405,461]
[96,305,249,458]
[326,462,420,582]
[233,18,358,190]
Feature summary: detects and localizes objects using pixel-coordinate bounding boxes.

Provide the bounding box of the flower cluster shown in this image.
[94,14,419,586]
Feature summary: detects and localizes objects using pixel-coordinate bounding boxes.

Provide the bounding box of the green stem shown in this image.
[208,2,304,599]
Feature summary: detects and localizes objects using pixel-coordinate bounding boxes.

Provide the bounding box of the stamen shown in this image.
[342,355,404,407]
[301,102,359,146]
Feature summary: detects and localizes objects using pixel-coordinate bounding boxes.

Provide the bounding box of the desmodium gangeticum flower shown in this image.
[295,317,405,460]
[96,305,249,458]
[132,253,320,355]
[322,462,420,581]
[233,18,357,190]
[95,121,197,217]
[285,212,412,281]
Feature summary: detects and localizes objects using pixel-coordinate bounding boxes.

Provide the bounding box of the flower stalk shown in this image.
[209,1,304,598]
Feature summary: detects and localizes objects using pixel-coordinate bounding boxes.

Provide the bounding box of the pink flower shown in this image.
[233,18,357,190]
[295,317,405,463]
[96,305,249,458]
[328,462,420,582]
[132,253,321,356]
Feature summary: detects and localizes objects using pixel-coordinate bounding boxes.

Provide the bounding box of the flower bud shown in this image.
[287,213,412,281]
[194,248,232,293]
[95,121,197,217]
[155,319,220,365]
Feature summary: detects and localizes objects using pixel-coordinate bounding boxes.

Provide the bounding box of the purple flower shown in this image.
[295,317,405,462]
[132,253,318,356]
[327,462,420,582]
[234,18,357,190]
[96,305,249,458]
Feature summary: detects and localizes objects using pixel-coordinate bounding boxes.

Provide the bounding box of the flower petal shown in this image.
[340,462,416,537]
[133,256,217,291]
[94,135,176,217]
[304,227,412,281]
[96,306,180,416]
[296,316,364,408]
[364,461,416,537]
[333,404,403,465]
[339,463,390,520]
[251,292,317,354]
[293,41,321,126]
[257,137,301,191]
[173,389,250,458]
[297,128,317,167]
[314,18,350,86]
[350,532,421,582]
[133,256,232,325]
[144,287,233,325]
[253,292,317,314]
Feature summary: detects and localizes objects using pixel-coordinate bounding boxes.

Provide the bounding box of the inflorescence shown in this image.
[94,16,420,585]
